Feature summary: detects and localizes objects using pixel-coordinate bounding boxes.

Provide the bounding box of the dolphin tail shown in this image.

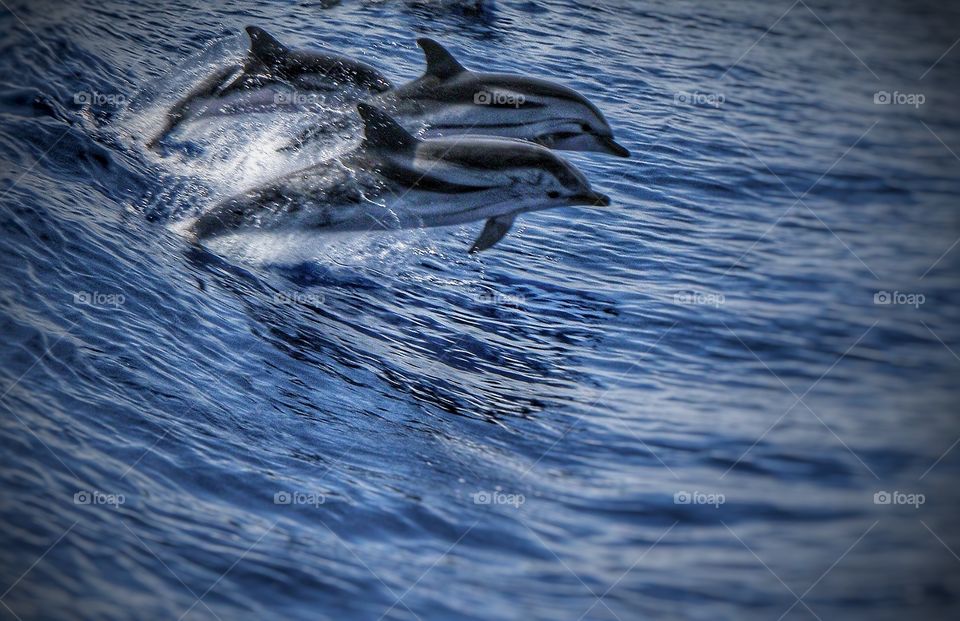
[469,215,515,253]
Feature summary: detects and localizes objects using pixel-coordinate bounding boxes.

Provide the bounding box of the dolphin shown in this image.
[371,38,630,157]
[187,103,611,252]
[148,26,393,149]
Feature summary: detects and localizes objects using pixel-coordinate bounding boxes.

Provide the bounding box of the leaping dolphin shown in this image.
[372,38,630,157]
[148,26,393,149]
[187,103,611,252]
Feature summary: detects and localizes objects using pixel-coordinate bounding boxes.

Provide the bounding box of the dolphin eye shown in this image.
[547,190,561,199]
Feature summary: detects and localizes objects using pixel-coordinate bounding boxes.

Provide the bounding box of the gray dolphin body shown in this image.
[148,26,393,149]
[371,38,630,157]
[188,103,610,252]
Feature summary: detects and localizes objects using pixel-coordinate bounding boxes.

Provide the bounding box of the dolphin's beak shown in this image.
[598,135,630,158]
[571,190,611,207]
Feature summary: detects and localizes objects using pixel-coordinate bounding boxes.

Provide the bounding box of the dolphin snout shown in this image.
[537,131,631,158]
[571,190,611,207]
[598,135,630,158]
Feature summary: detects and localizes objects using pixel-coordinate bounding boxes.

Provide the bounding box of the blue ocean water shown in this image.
[2,0,960,619]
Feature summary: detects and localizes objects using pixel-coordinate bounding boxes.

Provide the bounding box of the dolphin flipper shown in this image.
[417,38,467,80]
[469,215,515,253]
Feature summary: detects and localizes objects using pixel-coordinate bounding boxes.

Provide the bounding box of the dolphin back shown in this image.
[244,26,393,93]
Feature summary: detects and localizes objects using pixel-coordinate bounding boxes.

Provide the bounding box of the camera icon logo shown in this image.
[74,491,91,505]
[873,91,891,105]
[73,291,91,305]
[874,291,891,305]
[472,491,492,504]
[73,91,91,105]
[274,491,292,505]
[673,491,691,504]
[474,90,492,105]
[874,491,891,505]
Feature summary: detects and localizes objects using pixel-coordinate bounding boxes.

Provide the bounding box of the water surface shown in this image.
[1,0,959,619]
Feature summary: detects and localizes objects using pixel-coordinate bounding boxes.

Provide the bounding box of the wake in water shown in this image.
[121,29,369,194]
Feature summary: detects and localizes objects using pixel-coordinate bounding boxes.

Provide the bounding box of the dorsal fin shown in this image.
[416,38,467,80]
[245,26,287,67]
[357,103,417,151]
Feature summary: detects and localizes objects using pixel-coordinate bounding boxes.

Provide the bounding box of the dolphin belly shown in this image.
[188,184,510,241]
